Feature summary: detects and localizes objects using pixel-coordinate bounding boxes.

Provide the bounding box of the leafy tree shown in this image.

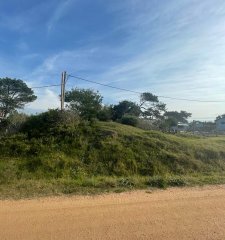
[159,111,192,131]
[164,111,192,124]
[112,100,141,120]
[140,92,166,120]
[65,88,103,120]
[0,78,37,118]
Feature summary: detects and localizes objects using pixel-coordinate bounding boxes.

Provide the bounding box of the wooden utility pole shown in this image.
[61,71,66,111]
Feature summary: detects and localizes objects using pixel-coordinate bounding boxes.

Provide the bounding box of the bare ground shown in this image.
[1,186,225,240]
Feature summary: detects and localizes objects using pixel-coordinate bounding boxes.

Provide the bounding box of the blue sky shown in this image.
[1,0,225,120]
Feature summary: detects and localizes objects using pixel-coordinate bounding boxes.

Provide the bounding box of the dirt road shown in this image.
[1,186,225,240]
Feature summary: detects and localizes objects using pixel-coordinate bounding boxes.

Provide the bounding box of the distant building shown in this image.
[215,116,225,132]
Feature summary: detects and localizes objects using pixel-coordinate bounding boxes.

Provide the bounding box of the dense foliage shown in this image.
[63,88,192,130]
[65,88,103,120]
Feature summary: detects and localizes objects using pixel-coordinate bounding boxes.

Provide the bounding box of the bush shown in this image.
[168,177,186,187]
[21,109,79,137]
[97,106,113,121]
[148,176,187,189]
[148,177,168,189]
[6,111,28,134]
[121,115,138,127]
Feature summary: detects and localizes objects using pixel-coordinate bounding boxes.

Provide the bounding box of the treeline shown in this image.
[0,77,192,133]
[64,88,192,130]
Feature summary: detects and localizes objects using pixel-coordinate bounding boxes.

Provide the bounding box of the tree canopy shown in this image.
[140,92,166,120]
[0,78,37,118]
[62,87,192,131]
[112,100,141,120]
[164,111,192,124]
[65,88,103,120]
[160,111,192,130]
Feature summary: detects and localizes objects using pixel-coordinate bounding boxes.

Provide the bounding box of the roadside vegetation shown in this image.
[0,78,225,199]
[1,110,225,199]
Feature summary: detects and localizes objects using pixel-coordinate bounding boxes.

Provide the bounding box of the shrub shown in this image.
[6,111,28,134]
[148,176,168,189]
[97,106,113,121]
[21,109,79,137]
[121,115,138,127]
[168,177,186,187]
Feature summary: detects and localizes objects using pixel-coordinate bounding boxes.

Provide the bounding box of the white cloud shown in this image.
[27,89,60,111]
[47,0,74,32]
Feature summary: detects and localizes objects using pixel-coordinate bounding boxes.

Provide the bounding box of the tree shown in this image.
[160,117,178,131]
[112,100,141,120]
[216,114,225,120]
[140,92,166,120]
[164,111,192,124]
[65,88,103,120]
[0,78,37,118]
[160,111,192,131]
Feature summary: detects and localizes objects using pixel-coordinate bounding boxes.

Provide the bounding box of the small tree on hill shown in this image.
[65,88,103,120]
[140,92,166,120]
[112,100,141,121]
[164,111,192,124]
[161,111,192,131]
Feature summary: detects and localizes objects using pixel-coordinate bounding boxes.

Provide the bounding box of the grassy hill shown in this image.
[1,120,225,199]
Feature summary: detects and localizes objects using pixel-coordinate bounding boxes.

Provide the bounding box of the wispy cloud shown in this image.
[47,0,74,32]
[1,0,225,119]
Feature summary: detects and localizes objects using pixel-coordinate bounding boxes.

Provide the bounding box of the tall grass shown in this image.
[1,119,225,199]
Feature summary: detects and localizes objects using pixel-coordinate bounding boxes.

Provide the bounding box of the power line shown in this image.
[68,75,140,94]
[0,84,61,92]
[11,74,224,103]
[31,84,61,89]
[68,74,225,103]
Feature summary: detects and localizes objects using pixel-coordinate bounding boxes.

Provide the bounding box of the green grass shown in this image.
[1,174,225,200]
[1,121,225,199]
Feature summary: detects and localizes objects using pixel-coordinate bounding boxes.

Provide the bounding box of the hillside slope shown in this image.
[1,121,225,198]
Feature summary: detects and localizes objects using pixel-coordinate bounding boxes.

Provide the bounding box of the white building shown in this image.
[215,116,225,131]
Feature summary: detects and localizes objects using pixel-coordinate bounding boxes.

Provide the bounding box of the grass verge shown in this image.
[1,173,225,200]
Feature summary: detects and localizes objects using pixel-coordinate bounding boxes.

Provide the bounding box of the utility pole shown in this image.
[61,71,66,111]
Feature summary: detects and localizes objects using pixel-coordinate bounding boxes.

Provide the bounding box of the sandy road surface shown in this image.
[1,186,225,240]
